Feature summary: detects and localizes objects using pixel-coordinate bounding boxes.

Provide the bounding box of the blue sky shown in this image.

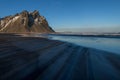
[0,0,120,32]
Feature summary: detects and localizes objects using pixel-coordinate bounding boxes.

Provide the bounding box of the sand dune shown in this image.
[0,34,120,80]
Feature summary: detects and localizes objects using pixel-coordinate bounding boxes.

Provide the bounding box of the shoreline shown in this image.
[0,32,120,38]
[0,34,120,80]
[48,33,120,39]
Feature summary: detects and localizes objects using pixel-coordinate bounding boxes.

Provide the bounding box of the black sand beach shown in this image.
[0,34,120,80]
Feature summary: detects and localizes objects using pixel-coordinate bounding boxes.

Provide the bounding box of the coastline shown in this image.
[0,33,120,80]
[48,33,120,39]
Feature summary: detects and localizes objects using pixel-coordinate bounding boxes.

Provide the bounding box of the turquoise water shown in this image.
[48,35,120,54]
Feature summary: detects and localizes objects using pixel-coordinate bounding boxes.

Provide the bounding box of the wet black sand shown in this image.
[0,34,120,80]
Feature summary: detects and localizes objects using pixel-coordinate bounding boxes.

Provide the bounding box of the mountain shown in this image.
[0,10,54,33]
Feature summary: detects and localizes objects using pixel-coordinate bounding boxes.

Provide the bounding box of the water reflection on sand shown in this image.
[48,35,120,54]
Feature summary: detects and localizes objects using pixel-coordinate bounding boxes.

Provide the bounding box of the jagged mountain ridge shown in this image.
[0,10,54,33]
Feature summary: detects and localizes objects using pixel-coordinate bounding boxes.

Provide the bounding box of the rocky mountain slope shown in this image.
[0,10,54,33]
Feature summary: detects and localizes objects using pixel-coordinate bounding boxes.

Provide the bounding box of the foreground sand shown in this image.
[0,34,120,80]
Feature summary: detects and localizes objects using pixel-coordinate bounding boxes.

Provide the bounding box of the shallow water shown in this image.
[47,35,120,54]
